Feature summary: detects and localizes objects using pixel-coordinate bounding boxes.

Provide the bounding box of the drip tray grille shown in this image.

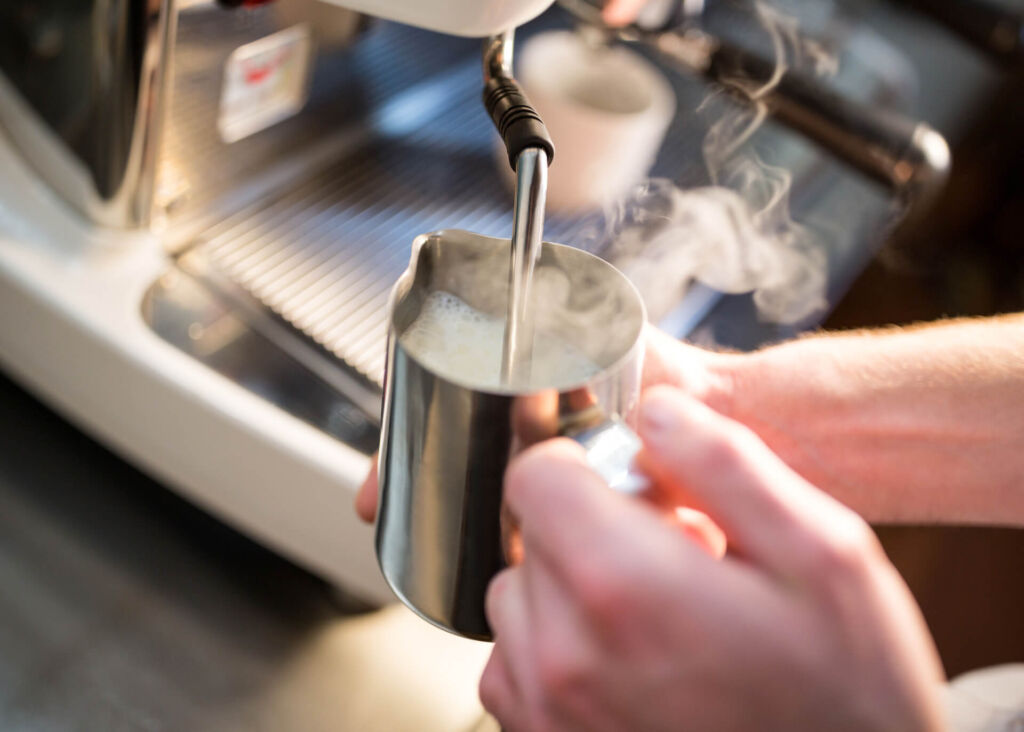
[181,60,610,387]
[186,143,603,387]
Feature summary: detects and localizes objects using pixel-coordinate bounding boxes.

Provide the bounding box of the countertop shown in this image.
[0,371,494,731]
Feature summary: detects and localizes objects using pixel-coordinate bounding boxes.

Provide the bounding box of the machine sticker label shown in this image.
[218,24,313,143]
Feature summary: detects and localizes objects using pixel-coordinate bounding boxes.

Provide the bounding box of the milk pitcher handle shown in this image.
[571,418,651,497]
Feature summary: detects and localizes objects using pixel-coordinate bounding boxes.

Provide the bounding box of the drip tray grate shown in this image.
[181,55,612,388]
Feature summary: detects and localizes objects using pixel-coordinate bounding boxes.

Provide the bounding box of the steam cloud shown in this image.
[600,0,835,325]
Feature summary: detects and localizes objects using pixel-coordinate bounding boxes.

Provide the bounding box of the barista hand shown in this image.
[479,386,945,732]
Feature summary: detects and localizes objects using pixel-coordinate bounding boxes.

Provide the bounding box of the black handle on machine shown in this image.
[702,40,951,203]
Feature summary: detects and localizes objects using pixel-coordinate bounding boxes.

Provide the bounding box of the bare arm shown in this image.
[693,314,1024,525]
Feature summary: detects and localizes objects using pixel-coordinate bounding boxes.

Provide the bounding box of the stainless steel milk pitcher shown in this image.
[376,229,646,640]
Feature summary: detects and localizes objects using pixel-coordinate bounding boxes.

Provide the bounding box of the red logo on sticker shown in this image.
[241,49,290,85]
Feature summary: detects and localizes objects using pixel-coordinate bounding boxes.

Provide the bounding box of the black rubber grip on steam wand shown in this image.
[483,77,555,171]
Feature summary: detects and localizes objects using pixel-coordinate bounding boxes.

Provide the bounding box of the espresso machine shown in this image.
[0,0,954,602]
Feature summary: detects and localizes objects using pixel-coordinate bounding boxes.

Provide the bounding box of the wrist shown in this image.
[715,337,841,427]
[703,341,841,488]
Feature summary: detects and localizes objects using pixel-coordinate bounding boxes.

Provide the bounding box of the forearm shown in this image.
[711,314,1024,525]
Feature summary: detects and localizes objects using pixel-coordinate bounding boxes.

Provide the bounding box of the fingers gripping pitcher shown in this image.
[376,229,647,640]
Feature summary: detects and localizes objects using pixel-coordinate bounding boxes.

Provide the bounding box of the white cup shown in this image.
[512,31,676,213]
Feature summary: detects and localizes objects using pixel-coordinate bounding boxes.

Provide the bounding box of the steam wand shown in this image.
[558,0,951,207]
[482,31,555,386]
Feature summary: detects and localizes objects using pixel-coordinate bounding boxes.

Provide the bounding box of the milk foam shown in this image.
[401,291,600,390]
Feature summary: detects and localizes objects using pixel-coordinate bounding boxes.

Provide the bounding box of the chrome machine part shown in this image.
[375,230,646,640]
[0,0,369,231]
[157,0,369,237]
[0,0,176,228]
[503,146,549,385]
[572,417,650,497]
[557,0,952,206]
[481,29,555,385]
[483,30,516,81]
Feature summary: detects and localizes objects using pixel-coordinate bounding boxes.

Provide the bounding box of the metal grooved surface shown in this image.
[196,134,601,385]
[189,25,620,387]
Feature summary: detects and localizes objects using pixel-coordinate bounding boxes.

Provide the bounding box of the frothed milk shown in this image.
[401,291,600,390]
